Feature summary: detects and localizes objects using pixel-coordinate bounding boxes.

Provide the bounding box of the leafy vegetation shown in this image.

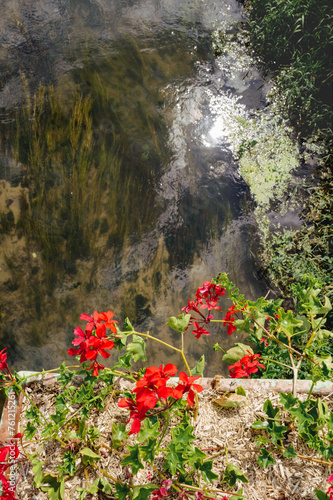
[243,0,333,322]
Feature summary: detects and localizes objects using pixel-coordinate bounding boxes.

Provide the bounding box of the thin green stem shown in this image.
[131,331,182,353]
[157,411,170,449]
[181,333,191,375]
[19,386,48,425]
[261,357,292,370]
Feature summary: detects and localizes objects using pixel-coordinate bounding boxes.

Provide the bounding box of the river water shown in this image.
[0,0,271,375]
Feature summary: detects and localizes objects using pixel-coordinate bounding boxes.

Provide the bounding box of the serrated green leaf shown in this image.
[121,444,144,475]
[123,318,134,331]
[171,425,195,446]
[277,309,303,337]
[166,314,191,333]
[25,421,37,439]
[279,392,298,410]
[263,399,280,425]
[283,445,297,458]
[200,460,219,483]
[113,352,133,370]
[115,482,131,500]
[164,442,185,475]
[137,419,160,443]
[133,485,157,500]
[126,335,146,362]
[269,423,287,445]
[223,463,248,487]
[184,446,207,466]
[318,296,332,315]
[140,438,156,463]
[257,449,275,468]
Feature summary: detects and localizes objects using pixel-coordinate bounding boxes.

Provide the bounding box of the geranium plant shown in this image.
[0,274,332,499]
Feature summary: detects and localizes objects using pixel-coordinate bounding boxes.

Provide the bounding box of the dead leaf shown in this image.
[213,393,247,408]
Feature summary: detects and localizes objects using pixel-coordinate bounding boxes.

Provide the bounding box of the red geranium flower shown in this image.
[222,304,238,335]
[87,361,105,377]
[152,480,173,500]
[118,397,151,434]
[228,352,265,378]
[173,372,203,405]
[195,281,225,311]
[192,322,211,339]
[327,473,333,500]
[0,348,8,372]
[80,310,118,334]
[84,337,115,361]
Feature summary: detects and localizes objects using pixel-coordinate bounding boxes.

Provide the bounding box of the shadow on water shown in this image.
[0,0,269,376]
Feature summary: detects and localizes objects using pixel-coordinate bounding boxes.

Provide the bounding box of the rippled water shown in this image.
[0,0,271,375]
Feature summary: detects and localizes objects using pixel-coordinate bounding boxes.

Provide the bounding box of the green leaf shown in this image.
[164,442,185,475]
[283,445,297,458]
[263,399,280,425]
[184,446,207,466]
[32,459,43,488]
[25,406,41,421]
[318,296,332,315]
[229,488,245,500]
[132,485,157,500]
[279,392,298,410]
[191,355,205,376]
[222,463,248,487]
[124,318,134,331]
[252,420,269,430]
[171,425,195,446]
[113,352,133,370]
[257,449,275,468]
[115,483,131,500]
[126,335,147,362]
[77,420,87,440]
[199,460,219,483]
[86,479,100,495]
[112,423,128,449]
[137,419,160,443]
[98,477,113,495]
[25,421,37,439]
[315,490,329,500]
[277,309,304,337]
[235,386,246,396]
[166,314,191,333]
[222,343,253,364]
[58,450,76,476]
[54,395,67,412]
[79,447,101,466]
[121,444,144,475]
[140,438,156,463]
[40,475,65,500]
[269,423,288,445]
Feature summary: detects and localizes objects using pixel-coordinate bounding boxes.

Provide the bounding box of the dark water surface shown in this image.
[0,0,269,375]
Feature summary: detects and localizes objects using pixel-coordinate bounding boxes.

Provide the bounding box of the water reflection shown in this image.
[0,0,268,376]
